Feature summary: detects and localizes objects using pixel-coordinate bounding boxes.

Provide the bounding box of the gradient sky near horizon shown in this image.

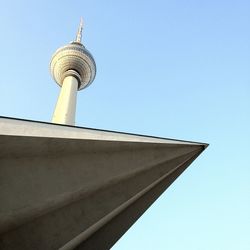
[0,0,249,249]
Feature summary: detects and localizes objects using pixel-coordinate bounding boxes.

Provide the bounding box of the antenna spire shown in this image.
[76,17,83,43]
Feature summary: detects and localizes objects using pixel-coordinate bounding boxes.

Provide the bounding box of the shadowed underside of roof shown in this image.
[0,117,207,250]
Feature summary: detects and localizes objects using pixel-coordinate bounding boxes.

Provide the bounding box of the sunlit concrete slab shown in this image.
[0,116,207,250]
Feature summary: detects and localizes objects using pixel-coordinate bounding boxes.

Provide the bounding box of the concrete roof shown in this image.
[0,116,207,250]
[0,116,207,145]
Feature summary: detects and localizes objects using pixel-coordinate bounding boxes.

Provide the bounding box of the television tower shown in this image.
[50,18,96,125]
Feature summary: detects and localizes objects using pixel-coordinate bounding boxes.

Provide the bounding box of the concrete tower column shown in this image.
[52,75,78,125]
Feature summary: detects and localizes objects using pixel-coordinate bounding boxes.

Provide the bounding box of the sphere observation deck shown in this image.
[50,19,96,90]
[50,42,96,90]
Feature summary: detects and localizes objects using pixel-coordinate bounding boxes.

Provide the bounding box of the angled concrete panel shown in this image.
[0,117,207,250]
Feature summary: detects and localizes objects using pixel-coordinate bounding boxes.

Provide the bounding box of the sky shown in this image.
[0,0,249,249]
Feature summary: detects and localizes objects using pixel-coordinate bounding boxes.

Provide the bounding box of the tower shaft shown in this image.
[52,75,78,125]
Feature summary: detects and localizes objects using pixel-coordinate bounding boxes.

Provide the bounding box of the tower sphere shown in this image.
[50,18,96,91]
[50,41,96,90]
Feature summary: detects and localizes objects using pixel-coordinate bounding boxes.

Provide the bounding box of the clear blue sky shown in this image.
[0,0,249,249]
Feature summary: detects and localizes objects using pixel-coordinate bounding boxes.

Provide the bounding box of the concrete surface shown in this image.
[52,75,78,125]
[0,116,207,250]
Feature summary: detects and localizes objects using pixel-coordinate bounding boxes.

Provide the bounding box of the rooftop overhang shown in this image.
[0,116,208,250]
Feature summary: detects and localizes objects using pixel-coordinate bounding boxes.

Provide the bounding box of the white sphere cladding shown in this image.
[50,42,96,90]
